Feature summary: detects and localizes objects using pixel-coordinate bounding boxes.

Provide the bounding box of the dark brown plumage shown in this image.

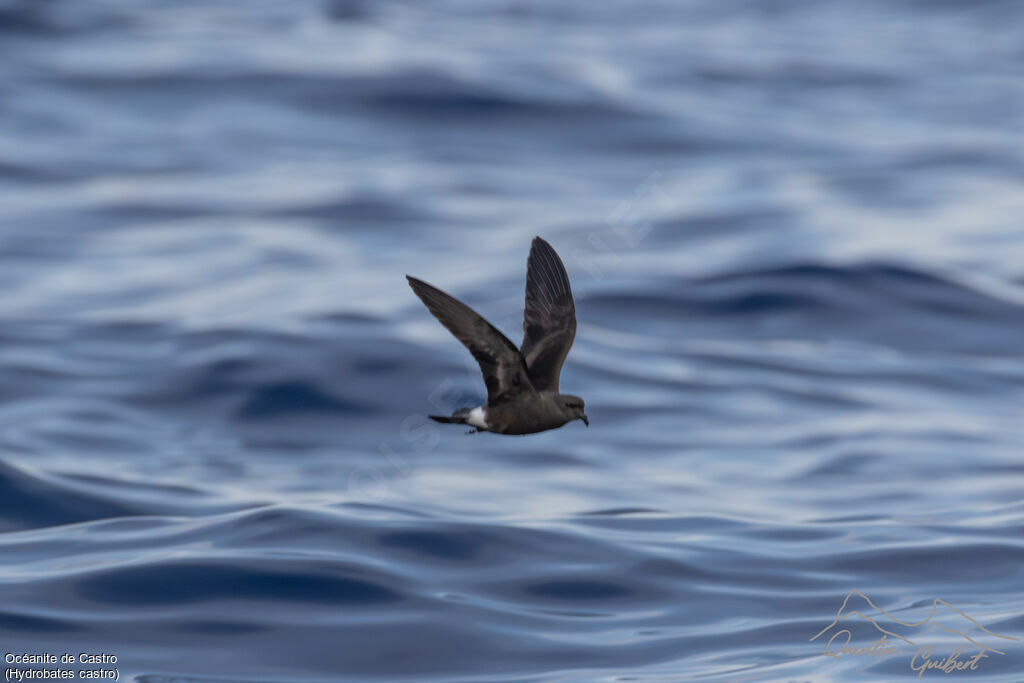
[406,237,587,435]
[520,236,577,393]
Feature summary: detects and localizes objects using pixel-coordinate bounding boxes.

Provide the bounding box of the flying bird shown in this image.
[407,236,587,435]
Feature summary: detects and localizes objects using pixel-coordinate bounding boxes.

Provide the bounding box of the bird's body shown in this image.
[435,393,583,435]
[407,237,587,435]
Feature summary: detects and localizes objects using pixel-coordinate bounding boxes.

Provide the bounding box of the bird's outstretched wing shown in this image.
[407,276,536,404]
[520,236,576,393]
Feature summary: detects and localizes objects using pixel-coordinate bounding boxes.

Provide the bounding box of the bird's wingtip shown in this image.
[406,275,425,292]
[532,235,554,251]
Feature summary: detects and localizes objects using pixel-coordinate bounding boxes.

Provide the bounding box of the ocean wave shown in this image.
[2,0,1023,679]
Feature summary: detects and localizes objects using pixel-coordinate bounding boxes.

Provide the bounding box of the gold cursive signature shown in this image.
[822,631,899,658]
[811,591,1018,677]
[910,646,988,679]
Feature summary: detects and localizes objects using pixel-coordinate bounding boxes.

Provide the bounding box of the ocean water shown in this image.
[1,0,1023,681]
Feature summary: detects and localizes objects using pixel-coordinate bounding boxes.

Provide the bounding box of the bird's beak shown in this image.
[581,415,589,427]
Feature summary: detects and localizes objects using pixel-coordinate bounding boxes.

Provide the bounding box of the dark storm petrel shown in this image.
[407,237,587,435]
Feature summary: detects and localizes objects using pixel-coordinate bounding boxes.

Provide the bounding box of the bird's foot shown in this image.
[465,428,478,435]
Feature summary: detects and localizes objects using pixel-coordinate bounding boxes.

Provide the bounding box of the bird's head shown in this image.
[559,394,588,426]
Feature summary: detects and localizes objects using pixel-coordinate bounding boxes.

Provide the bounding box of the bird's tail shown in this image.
[429,408,472,424]
[429,414,465,424]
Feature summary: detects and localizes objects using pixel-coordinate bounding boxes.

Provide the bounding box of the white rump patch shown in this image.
[466,406,488,429]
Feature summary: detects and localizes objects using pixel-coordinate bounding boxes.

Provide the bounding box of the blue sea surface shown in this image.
[1,0,1023,681]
